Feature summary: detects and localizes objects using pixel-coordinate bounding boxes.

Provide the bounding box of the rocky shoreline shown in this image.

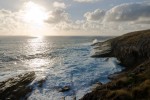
[0,72,35,100]
[0,29,149,100]
[0,71,46,100]
[81,29,150,100]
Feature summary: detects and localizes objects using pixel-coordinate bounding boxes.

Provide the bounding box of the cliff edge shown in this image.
[82,29,150,100]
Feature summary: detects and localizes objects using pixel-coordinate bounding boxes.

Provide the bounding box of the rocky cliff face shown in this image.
[110,29,150,67]
[93,29,150,67]
[81,29,150,100]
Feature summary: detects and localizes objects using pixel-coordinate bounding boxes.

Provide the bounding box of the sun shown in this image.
[23,1,48,24]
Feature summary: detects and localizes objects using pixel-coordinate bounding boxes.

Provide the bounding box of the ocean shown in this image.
[0,36,123,100]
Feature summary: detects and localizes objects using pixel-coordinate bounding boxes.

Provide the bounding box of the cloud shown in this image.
[79,2,150,35]
[84,9,105,21]
[0,8,48,36]
[101,2,150,34]
[45,9,70,24]
[0,9,19,34]
[53,1,66,9]
[48,2,150,35]
[0,6,71,35]
[0,9,11,16]
[105,2,150,23]
[74,0,100,3]
[38,2,150,35]
[0,1,150,36]
[134,18,150,24]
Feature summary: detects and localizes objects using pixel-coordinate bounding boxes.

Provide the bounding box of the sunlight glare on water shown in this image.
[27,37,46,53]
[24,37,54,77]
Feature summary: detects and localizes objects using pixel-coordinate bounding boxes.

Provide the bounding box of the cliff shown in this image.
[82,29,150,100]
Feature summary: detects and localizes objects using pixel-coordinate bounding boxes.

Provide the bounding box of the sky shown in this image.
[0,0,150,36]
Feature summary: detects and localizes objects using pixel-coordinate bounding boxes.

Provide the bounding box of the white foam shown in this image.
[28,44,123,100]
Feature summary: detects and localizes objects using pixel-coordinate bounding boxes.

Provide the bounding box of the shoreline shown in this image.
[0,71,46,100]
[0,29,149,100]
[81,29,150,100]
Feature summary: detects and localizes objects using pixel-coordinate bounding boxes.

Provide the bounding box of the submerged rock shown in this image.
[58,86,71,92]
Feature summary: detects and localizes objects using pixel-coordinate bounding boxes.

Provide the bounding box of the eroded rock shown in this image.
[0,71,36,100]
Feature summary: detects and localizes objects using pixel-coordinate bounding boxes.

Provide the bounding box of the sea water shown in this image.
[0,36,123,100]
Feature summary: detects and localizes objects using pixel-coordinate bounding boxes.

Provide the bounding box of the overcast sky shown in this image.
[0,0,150,36]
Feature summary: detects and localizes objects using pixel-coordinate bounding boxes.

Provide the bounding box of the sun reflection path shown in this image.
[24,37,53,78]
[27,37,46,53]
